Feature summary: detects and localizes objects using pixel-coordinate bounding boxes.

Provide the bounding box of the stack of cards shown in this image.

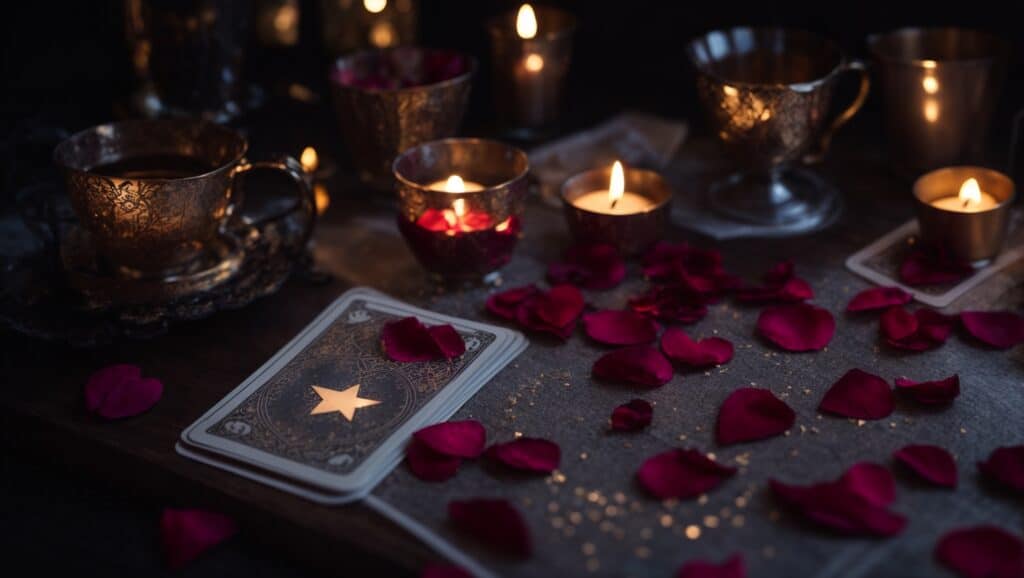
[176,287,527,504]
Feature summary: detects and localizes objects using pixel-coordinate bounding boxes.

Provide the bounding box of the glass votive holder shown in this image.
[330,47,475,190]
[393,139,530,280]
[487,4,576,139]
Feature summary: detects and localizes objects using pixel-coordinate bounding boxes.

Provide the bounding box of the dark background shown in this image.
[1,1,1022,576]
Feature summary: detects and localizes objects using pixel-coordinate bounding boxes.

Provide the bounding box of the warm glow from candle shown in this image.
[314,183,330,215]
[924,100,939,123]
[609,161,625,209]
[524,53,544,72]
[516,4,538,39]
[446,175,467,193]
[922,75,939,94]
[452,198,467,217]
[370,20,396,47]
[301,146,318,173]
[364,0,387,13]
[959,178,982,208]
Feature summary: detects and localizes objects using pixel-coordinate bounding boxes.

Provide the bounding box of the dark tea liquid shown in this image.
[89,155,216,179]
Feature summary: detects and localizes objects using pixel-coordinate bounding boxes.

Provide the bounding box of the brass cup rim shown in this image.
[912,165,1016,210]
[392,137,530,195]
[560,166,673,217]
[866,27,1009,68]
[329,46,477,96]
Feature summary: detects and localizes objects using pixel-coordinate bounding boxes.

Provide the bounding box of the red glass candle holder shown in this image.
[393,138,529,279]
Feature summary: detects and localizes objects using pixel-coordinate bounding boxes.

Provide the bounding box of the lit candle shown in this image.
[427,174,485,193]
[929,177,999,213]
[300,146,319,173]
[570,161,657,215]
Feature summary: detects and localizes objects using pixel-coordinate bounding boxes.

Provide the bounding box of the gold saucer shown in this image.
[61,227,244,307]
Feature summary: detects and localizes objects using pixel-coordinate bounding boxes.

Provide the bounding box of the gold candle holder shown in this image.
[913,166,1015,264]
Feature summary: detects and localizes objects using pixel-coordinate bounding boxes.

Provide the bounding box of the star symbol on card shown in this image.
[309,384,381,421]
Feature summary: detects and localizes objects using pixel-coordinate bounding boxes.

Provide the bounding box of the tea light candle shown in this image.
[427,174,485,193]
[566,162,657,215]
[913,166,1015,264]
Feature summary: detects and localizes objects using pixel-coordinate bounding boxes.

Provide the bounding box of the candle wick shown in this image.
[610,198,619,210]
[962,198,971,209]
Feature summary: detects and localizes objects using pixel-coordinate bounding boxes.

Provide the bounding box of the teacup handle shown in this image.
[227,155,317,249]
[803,59,871,164]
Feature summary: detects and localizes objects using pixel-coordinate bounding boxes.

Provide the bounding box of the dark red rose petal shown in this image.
[428,324,467,358]
[840,462,896,507]
[643,243,724,282]
[894,375,960,405]
[900,245,974,287]
[592,346,674,388]
[515,285,584,339]
[448,499,531,558]
[661,328,733,368]
[485,437,561,473]
[716,388,795,446]
[978,445,1024,494]
[819,369,894,420]
[935,525,1024,578]
[676,554,746,578]
[583,310,659,346]
[735,261,813,304]
[629,286,709,324]
[636,449,737,500]
[383,317,464,362]
[420,564,473,578]
[406,438,463,481]
[757,303,835,352]
[547,244,626,290]
[610,399,653,432]
[882,308,956,351]
[893,444,957,488]
[412,420,486,458]
[917,309,956,342]
[846,287,912,313]
[160,508,238,570]
[486,285,538,320]
[961,311,1024,349]
[881,307,918,341]
[84,364,163,420]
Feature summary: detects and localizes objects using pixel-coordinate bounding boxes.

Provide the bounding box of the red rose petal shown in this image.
[882,308,956,351]
[676,554,746,578]
[610,399,653,432]
[894,375,960,405]
[629,285,709,324]
[486,285,538,320]
[448,498,532,558]
[636,449,737,499]
[900,245,974,287]
[592,346,674,388]
[716,387,795,446]
[486,437,561,473]
[406,438,463,481]
[413,420,486,458]
[661,328,734,368]
[961,311,1024,349]
[84,364,163,419]
[881,307,918,341]
[583,310,659,346]
[978,445,1024,494]
[841,462,896,507]
[735,261,813,304]
[893,444,958,488]
[757,303,835,352]
[547,244,626,290]
[420,564,473,578]
[160,508,238,570]
[846,287,912,313]
[643,242,725,284]
[383,317,464,362]
[935,525,1024,578]
[515,285,584,339]
[819,369,894,420]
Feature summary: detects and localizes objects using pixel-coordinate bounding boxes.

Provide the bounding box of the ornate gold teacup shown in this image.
[687,27,869,231]
[54,119,315,278]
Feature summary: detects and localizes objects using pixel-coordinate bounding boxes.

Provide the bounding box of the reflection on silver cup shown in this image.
[868,28,1009,177]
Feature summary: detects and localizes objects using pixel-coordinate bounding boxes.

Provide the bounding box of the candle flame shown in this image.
[445,174,467,193]
[452,198,467,218]
[314,183,330,215]
[516,4,537,39]
[300,147,318,173]
[524,53,544,72]
[959,178,982,209]
[609,161,624,209]
[363,0,387,14]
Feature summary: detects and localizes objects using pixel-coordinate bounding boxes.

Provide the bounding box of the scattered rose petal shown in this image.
[583,310,659,346]
[961,311,1024,349]
[515,285,584,339]
[735,261,814,304]
[819,369,894,420]
[676,554,746,578]
[881,308,956,351]
[160,508,238,570]
[486,438,561,473]
[413,420,486,458]
[881,306,918,341]
[846,287,912,313]
[84,364,163,419]
[629,285,709,324]
[894,375,960,405]
[448,499,531,557]
[643,242,735,291]
[383,317,465,362]
[661,328,733,368]
[592,346,674,388]
[636,449,737,499]
[894,444,958,488]
[406,438,463,481]
[900,245,973,286]
[716,388,795,446]
[547,244,626,290]
[420,564,473,578]
[935,525,1024,578]
[978,445,1024,494]
[770,463,907,536]
[610,399,653,432]
[757,303,835,352]
[486,285,538,320]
